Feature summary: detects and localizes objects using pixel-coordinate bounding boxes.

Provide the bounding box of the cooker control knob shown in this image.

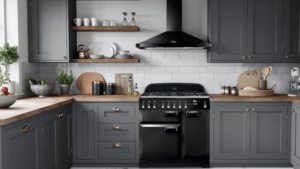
[173,101,176,108]
[178,101,182,108]
[153,101,156,109]
[142,101,145,109]
[203,101,207,109]
[148,101,151,109]
[167,101,170,108]
[184,101,187,109]
[162,101,165,108]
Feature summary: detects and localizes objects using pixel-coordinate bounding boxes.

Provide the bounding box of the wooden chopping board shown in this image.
[77,72,104,94]
[115,73,132,95]
[237,71,259,89]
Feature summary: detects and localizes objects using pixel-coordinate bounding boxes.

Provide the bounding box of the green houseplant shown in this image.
[56,70,73,95]
[0,43,19,86]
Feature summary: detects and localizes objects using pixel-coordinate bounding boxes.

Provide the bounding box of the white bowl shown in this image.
[115,54,133,59]
[0,95,17,108]
[119,50,130,55]
[90,55,104,59]
[30,84,55,97]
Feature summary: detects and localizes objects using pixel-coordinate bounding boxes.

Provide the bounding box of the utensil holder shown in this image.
[258,80,267,90]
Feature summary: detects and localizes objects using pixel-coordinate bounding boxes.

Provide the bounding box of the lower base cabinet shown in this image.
[292,103,300,169]
[210,102,291,167]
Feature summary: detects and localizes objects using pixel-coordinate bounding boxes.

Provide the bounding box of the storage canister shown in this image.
[231,85,237,95]
[92,81,103,95]
[225,85,230,95]
[106,83,115,95]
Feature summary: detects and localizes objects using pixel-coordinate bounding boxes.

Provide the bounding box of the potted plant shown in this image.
[56,70,73,95]
[0,43,19,87]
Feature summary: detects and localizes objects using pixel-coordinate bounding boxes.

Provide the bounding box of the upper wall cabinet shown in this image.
[208,0,293,63]
[28,0,77,62]
[283,0,300,62]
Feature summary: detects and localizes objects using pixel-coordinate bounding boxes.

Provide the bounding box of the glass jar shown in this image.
[231,85,237,95]
[221,85,225,95]
[225,85,230,95]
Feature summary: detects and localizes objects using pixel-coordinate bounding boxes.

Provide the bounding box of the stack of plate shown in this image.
[87,41,117,58]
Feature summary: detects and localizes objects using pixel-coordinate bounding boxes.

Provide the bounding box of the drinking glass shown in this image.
[130,12,136,26]
[122,12,128,26]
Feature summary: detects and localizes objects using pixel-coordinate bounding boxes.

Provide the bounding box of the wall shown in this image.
[22,0,297,95]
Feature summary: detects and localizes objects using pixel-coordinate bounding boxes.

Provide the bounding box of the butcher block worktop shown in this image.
[1,94,300,126]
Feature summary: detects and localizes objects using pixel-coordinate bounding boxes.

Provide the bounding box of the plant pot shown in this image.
[59,84,71,95]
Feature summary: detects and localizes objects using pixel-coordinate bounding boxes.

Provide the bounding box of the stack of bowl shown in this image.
[116,50,133,59]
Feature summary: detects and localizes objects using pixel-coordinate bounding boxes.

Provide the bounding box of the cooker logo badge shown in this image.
[171,86,178,90]
[172,41,177,43]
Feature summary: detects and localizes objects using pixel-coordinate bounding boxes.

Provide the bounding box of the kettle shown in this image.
[78,45,90,59]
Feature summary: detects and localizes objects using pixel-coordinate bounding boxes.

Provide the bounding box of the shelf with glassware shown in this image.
[72,59,140,63]
[71,26,140,32]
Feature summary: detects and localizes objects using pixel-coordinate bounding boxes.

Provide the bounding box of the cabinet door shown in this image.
[4,119,40,169]
[30,0,68,62]
[247,0,283,61]
[213,106,251,160]
[75,105,95,160]
[42,111,59,169]
[208,0,248,62]
[58,107,72,168]
[283,0,300,62]
[250,106,288,159]
[291,105,300,167]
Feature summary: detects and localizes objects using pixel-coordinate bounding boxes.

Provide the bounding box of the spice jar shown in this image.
[225,85,230,95]
[221,85,225,95]
[106,83,115,95]
[231,85,237,95]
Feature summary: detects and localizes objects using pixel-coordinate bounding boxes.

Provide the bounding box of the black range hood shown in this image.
[136,0,212,50]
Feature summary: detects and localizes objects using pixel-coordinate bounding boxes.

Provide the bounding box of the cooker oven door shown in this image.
[140,124,181,161]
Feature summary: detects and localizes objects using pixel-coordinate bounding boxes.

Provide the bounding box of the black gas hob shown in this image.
[139,83,210,168]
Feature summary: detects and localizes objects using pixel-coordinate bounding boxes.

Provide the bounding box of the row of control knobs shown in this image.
[141,101,207,109]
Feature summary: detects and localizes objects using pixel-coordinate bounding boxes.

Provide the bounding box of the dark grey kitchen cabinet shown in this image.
[28,0,77,62]
[41,106,72,169]
[98,142,136,160]
[98,124,135,142]
[208,0,248,62]
[283,0,300,62]
[291,104,300,169]
[74,104,96,160]
[208,0,284,63]
[210,102,291,167]
[98,105,135,124]
[3,118,40,169]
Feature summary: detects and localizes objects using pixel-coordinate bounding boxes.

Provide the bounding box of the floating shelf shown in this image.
[72,59,140,63]
[72,26,140,32]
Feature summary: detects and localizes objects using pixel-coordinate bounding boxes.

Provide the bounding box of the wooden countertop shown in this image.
[1,94,300,126]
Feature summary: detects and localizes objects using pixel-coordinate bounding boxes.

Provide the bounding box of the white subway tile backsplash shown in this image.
[180,66,206,73]
[152,52,165,59]
[166,52,179,59]
[124,66,138,73]
[82,66,96,72]
[109,66,124,73]
[96,66,110,73]
[151,66,165,73]
[166,66,179,73]
[138,66,152,73]
[186,73,200,80]
[158,59,173,66]
[173,59,200,65]
[145,58,159,66]
[200,73,214,80]
[214,73,228,80]
[207,66,234,73]
[180,52,193,58]
[277,66,291,73]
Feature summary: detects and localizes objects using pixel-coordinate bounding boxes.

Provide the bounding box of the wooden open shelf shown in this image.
[72,59,140,63]
[72,26,140,32]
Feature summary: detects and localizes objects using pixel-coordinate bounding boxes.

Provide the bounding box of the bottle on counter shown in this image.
[127,77,132,95]
[221,85,225,95]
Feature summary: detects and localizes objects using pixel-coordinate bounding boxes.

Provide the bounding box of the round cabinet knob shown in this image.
[22,125,29,132]
[89,108,93,111]
[112,125,121,130]
[242,56,246,59]
[113,107,121,111]
[248,56,252,59]
[56,114,61,117]
[63,56,67,59]
[246,108,250,112]
[285,56,289,59]
[60,113,63,117]
[252,108,256,112]
[291,109,295,112]
[113,142,121,147]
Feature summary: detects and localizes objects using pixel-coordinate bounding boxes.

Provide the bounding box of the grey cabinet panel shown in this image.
[4,118,40,169]
[283,0,300,62]
[213,106,251,160]
[99,124,135,141]
[42,111,59,169]
[98,105,135,124]
[247,0,283,61]
[76,104,95,160]
[250,106,288,159]
[208,0,248,62]
[292,105,300,167]
[58,107,72,168]
[98,142,135,160]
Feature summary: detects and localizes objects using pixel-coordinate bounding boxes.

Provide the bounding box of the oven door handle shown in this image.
[164,110,180,117]
[140,124,181,128]
[186,111,200,117]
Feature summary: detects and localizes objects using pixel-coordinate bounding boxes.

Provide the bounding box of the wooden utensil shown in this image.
[77,72,104,94]
[237,71,259,89]
[262,67,270,80]
[265,66,273,80]
[115,73,132,95]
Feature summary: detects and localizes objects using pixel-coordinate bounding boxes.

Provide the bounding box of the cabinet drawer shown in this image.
[99,124,135,141]
[98,142,135,160]
[98,105,135,123]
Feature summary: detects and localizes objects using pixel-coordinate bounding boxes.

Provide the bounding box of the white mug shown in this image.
[73,18,82,26]
[83,18,90,26]
[110,20,117,26]
[103,20,109,26]
[91,18,98,26]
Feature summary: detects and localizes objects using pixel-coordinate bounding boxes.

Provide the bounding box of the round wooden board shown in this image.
[237,71,259,89]
[76,72,104,94]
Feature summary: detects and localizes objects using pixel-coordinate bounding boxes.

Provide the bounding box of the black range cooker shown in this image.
[139,83,210,168]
